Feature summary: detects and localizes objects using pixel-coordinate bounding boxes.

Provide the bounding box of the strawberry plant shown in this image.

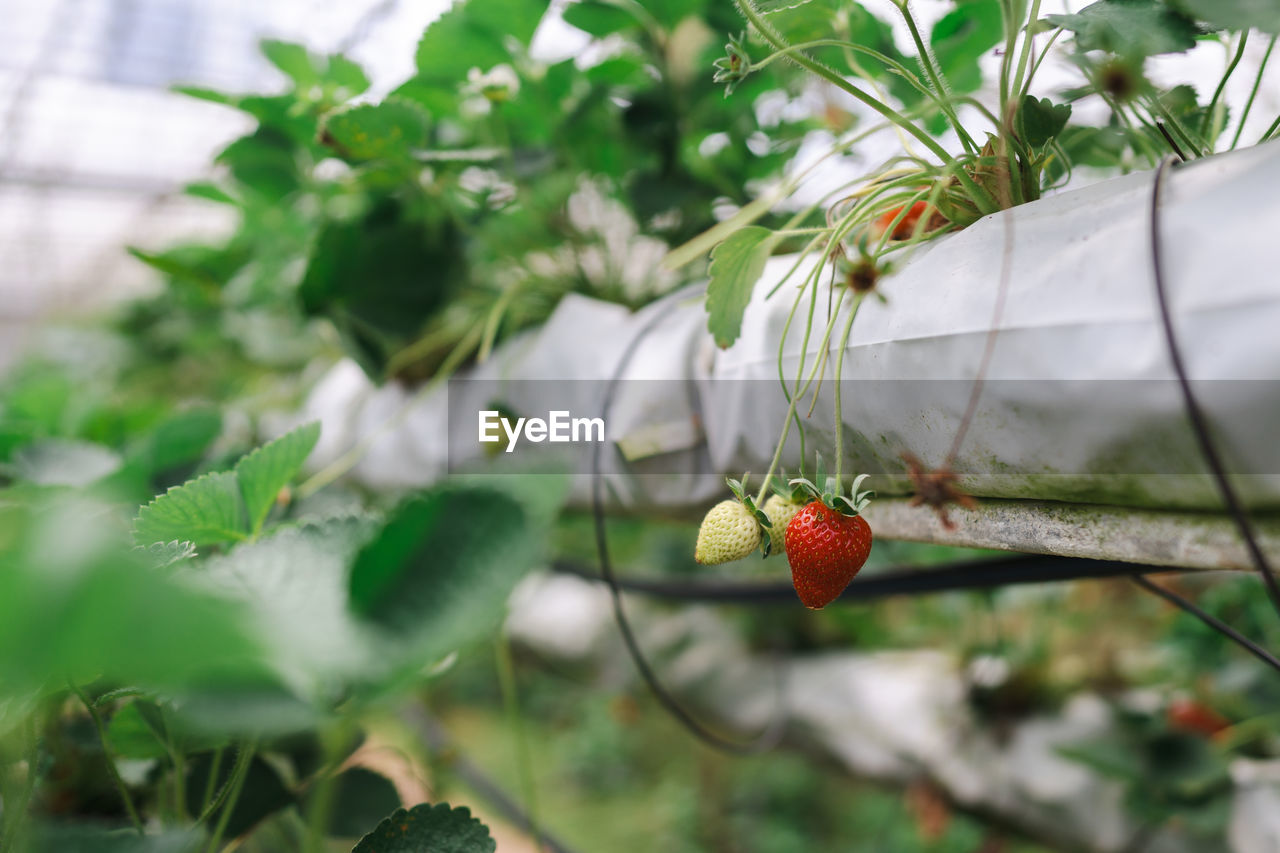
[0,420,565,850]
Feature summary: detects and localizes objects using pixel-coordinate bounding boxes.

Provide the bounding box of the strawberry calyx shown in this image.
[786,455,875,518]
[725,474,774,557]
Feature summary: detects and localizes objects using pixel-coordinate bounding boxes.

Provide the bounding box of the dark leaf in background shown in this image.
[185,752,295,839]
[352,802,496,853]
[217,129,302,202]
[1174,0,1280,33]
[323,767,403,838]
[563,0,640,37]
[299,200,464,378]
[349,481,552,667]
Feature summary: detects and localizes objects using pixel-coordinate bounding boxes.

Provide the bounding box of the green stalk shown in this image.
[734,0,1000,215]
[206,741,255,853]
[833,293,866,488]
[1009,0,1045,102]
[199,748,225,817]
[495,636,543,851]
[894,1,978,153]
[1148,94,1204,158]
[1201,30,1249,146]
[1261,112,1280,142]
[1233,34,1277,149]
[69,682,143,835]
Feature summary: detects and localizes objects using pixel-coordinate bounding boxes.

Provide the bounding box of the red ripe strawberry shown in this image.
[785,502,873,608]
[873,199,944,241]
[1166,697,1229,738]
[782,470,875,609]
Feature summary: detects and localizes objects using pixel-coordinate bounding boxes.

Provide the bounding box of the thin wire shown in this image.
[1148,155,1280,618]
[592,292,788,756]
[1131,575,1280,674]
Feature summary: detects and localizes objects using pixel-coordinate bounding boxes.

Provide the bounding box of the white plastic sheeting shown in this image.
[301,139,1280,514]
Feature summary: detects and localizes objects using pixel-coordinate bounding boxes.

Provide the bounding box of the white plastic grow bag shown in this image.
[301,139,1280,514]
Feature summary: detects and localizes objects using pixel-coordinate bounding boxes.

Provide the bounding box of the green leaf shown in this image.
[705,226,778,349]
[134,471,247,547]
[216,130,302,201]
[563,1,639,37]
[352,803,496,853]
[349,482,548,666]
[324,768,403,838]
[321,99,430,162]
[134,408,222,475]
[1047,0,1198,58]
[106,701,170,760]
[233,422,320,535]
[1173,0,1280,34]
[929,0,1003,93]
[1016,95,1072,147]
[260,39,320,88]
[416,0,548,81]
[325,54,372,95]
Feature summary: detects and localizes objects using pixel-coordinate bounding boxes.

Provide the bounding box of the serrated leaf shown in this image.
[1017,95,1071,148]
[1047,0,1198,58]
[415,0,548,81]
[233,422,320,535]
[138,540,198,569]
[563,1,638,37]
[322,100,429,162]
[134,471,247,547]
[705,226,777,349]
[352,802,496,853]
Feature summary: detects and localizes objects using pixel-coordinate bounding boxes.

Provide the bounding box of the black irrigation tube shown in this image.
[1136,155,1280,674]
[554,554,1194,605]
[592,292,789,757]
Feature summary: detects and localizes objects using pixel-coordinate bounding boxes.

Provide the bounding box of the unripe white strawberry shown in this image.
[762,494,803,557]
[694,499,762,565]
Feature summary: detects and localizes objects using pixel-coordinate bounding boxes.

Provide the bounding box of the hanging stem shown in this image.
[495,635,545,852]
[1233,34,1277,149]
[1201,30,1249,146]
[207,741,256,853]
[833,293,866,488]
[894,1,978,153]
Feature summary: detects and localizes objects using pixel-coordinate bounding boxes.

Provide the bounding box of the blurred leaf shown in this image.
[321,99,430,162]
[1047,0,1198,58]
[0,546,263,690]
[197,514,378,690]
[134,471,246,547]
[416,0,548,80]
[930,0,1003,93]
[349,481,553,665]
[106,700,170,759]
[324,768,403,838]
[11,439,122,487]
[1016,95,1072,147]
[184,181,237,205]
[138,540,198,569]
[352,803,495,853]
[172,85,236,106]
[26,826,202,853]
[633,0,707,30]
[705,226,777,349]
[185,752,294,838]
[233,421,320,535]
[563,1,640,37]
[325,54,372,95]
[260,39,319,88]
[217,129,301,201]
[1173,0,1280,33]
[133,408,222,475]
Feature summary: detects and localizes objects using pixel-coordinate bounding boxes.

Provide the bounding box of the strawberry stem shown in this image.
[833,292,865,491]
